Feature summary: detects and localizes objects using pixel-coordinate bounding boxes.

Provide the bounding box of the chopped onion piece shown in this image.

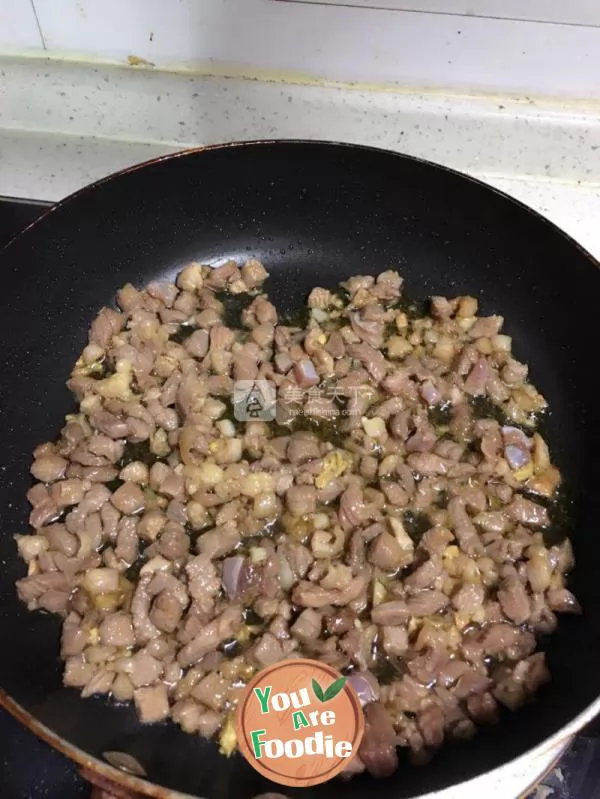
[348,672,379,707]
[222,556,245,599]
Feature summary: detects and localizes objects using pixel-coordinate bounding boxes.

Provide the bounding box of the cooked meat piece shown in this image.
[196,708,222,739]
[359,702,399,778]
[338,483,368,531]
[90,307,124,349]
[407,646,447,685]
[149,590,186,633]
[382,625,409,655]
[407,453,449,475]
[291,608,322,642]
[501,426,531,471]
[292,574,366,608]
[438,658,470,687]
[454,670,493,700]
[81,668,115,699]
[38,590,71,614]
[178,607,243,667]
[51,479,86,508]
[284,543,314,579]
[380,481,408,506]
[350,310,385,348]
[464,358,490,395]
[481,623,536,659]
[172,698,205,733]
[241,258,269,288]
[347,342,387,383]
[434,438,464,461]
[493,653,550,711]
[88,434,125,463]
[287,433,321,464]
[406,421,437,453]
[43,524,78,556]
[469,315,503,338]
[473,511,508,535]
[324,607,356,635]
[131,574,162,644]
[448,497,483,556]
[133,684,170,723]
[196,522,240,559]
[115,516,138,564]
[99,612,136,648]
[125,651,164,687]
[184,329,210,358]
[420,526,454,556]
[325,330,345,360]
[371,601,409,626]
[405,557,442,590]
[63,658,97,688]
[546,588,581,614]
[191,671,228,711]
[466,691,499,725]
[417,705,445,748]
[111,482,145,515]
[452,582,485,614]
[158,522,189,560]
[506,496,549,527]
[502,358,528,386]
[31,453,68,483]
[17,572,72,609]
[406,590,448,617]
[369,532,407,571]
[316,477,346,504]
[253,632,285,667]
[185,554,220,603]
[61,614,89,657]
[286,485,317,516]
[498,573,530,625]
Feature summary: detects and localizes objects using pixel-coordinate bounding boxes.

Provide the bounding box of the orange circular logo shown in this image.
[236,658,364,787]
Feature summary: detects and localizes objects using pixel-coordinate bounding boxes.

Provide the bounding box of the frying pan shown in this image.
[1,140,600,799]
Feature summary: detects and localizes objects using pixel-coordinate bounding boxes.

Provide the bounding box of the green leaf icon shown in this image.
[323,676,347,702]
[312,676,347,703]
[312,678,325,702]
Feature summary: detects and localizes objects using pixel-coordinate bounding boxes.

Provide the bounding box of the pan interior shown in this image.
[0,141,599,799]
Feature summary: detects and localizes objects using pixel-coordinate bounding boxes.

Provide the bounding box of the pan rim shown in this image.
[1,138,598,271]
[1,137,599,796]
[1,684,595,798]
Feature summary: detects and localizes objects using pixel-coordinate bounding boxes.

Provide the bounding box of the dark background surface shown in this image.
[0,197,90,799]
[0,159,600,798]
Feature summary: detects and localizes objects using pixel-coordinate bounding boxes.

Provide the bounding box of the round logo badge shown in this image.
[235,658,364,788]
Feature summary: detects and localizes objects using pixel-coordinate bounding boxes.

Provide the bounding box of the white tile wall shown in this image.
[4,0,600,99]
[0,0,43,51]
[280,0,600,27]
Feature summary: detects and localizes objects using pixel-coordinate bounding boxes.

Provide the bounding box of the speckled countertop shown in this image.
[1,55,600,258]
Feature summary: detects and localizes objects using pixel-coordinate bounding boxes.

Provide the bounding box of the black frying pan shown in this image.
[1,140,600,799]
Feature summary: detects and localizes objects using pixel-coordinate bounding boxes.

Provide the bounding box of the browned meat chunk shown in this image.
[359,702,399,778]
[133,684,170,723]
